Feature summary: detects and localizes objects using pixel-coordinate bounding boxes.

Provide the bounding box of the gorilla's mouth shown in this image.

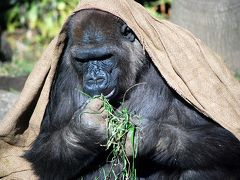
[104,88,116,99]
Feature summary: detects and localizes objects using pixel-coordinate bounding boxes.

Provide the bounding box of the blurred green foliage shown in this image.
[141,0,171,5]
[144,5,165,20]
[144,0,172,20]
[136,0,171,5]
[0,59,34,76]
[5,0,170,44]
[0,0,79,76]
[160,0,172,4]
[6,0,79,43]
[1,0,169,77]
[236,72,240,80]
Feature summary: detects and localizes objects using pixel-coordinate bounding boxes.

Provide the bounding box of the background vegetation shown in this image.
[0,0,79,76]
[1,0,239,80]
[0,0,172,77]
[6,0,79,43]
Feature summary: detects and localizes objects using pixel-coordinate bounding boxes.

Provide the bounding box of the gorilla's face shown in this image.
[68,10,146,99]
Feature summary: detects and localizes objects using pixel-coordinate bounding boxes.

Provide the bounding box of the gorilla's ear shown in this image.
[121,24,135,42]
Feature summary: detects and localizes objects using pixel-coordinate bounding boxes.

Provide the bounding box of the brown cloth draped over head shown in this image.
[1,0,240,178]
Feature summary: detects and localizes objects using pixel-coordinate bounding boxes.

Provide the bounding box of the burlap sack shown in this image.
[1,0,240,178]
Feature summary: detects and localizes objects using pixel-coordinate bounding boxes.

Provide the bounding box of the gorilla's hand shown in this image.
[81,98,108,132]
[76,98,108,142]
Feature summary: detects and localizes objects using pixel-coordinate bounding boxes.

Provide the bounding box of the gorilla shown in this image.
[25,9,240,180]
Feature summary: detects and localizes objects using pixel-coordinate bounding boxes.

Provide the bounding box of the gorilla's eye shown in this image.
[121,24,135,42]
[74,57,88,63]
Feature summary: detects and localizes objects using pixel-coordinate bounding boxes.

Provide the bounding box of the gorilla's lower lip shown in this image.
[105,88,115,98]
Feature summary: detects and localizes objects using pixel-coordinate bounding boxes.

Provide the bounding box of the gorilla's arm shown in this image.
[124,65,240,170]
[25,99,108,179]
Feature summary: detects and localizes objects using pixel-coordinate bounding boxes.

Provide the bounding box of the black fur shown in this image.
[24,10,240,180]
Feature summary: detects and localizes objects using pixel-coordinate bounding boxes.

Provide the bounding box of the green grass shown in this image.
[86,95,138,180]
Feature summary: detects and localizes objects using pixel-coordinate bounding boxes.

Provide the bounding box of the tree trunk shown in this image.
[170,0,240,73]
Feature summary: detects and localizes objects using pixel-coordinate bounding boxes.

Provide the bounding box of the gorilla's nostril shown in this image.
[86,76,105,86]
[96,78,104,83]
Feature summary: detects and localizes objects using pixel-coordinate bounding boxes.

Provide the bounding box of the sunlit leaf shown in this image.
[28,5,38,29]
[57,2,66,10]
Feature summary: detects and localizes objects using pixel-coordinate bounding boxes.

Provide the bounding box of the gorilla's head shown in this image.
[67,9,148,99]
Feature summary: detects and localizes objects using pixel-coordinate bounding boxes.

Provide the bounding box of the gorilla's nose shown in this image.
[84,70,108,96]
[86,75,105,85]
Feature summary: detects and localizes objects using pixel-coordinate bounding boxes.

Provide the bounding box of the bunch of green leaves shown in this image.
[6,0,79,43]
[97,95,138,180]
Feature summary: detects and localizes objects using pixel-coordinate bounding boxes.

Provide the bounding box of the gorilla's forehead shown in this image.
[69,9,124,45]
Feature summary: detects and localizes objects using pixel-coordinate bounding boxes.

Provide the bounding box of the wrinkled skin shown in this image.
[25,10,240,180]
